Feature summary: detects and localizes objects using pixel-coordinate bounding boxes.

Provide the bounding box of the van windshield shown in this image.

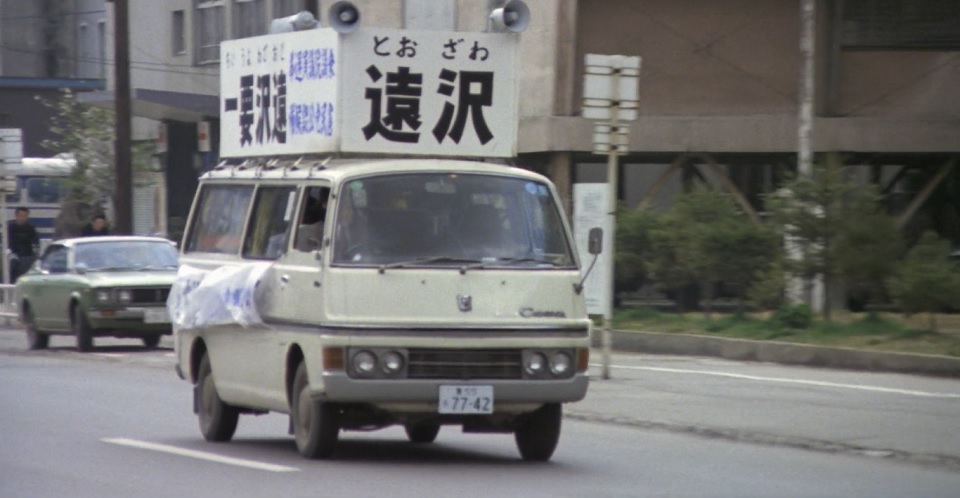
[331,173,575,269]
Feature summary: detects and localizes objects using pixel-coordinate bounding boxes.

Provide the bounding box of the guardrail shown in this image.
[0,283,19,325]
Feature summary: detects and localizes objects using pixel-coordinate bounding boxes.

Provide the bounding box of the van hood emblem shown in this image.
[457,294,472,312]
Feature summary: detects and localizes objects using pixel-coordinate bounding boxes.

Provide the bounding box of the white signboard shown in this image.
[220,29,340,158]
[219,28,520,159]
[340,28,519,157]
[582,54,641,122]
[0,128,23,163]
[573,183,612,317]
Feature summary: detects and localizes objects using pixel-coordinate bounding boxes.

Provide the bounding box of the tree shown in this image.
[888,231,960,332]
[37,88,154,236]
[834,187,904,311]
[639,186,779,317]
[768,159,853,321]
[615,207,657,300]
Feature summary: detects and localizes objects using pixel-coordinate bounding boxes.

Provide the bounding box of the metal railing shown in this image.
[0,284,19,325]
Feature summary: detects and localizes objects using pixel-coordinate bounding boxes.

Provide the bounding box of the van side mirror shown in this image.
[588,227,603,255]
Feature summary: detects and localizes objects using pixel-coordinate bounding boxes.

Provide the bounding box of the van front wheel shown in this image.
[514,403,562,462]
[197,353,239,442]
[291,362,339,459]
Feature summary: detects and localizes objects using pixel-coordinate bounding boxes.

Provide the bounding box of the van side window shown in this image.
[243,187,297,260]
[185,185,255,254]
[293,186,329,252]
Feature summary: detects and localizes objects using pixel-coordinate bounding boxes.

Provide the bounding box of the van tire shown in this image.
[23,305,48,350]
[292,362,339,459]
[404,422,440,443]
[197,353,239,442]
[514,403,562,462]
[73,306,94,352]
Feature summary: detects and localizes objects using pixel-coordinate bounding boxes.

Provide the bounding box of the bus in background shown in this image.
[3,155,73,251]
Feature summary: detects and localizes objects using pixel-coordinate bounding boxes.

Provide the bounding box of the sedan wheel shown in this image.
[23,306,48,350]
[142,334,161,349]
[72,306,94,352]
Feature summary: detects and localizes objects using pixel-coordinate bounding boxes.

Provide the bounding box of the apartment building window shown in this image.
[234,0,266,39]
[274,0,317,18]
[172,10,186,55]
[196,0,225,64]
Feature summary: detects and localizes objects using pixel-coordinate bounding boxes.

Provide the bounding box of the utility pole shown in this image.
[111,0,133,234]
[798,0,815,177]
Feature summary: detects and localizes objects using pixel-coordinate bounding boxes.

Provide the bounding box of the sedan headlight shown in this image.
[95,290,112,302]
[117,289,133,303]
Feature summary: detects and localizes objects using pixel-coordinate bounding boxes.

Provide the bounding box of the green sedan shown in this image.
[16,236,179,352]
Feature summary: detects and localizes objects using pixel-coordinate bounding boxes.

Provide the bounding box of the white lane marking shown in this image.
[102,438,299,473]
[595,364,960,399]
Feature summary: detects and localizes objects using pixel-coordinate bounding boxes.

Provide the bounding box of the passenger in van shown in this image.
[265,225,289,259]
[295,195,327,252]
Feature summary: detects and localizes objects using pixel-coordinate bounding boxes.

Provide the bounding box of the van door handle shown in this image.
[280,275,290,284]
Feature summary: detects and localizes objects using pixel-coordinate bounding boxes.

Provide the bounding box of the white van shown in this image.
[171,157,595,462]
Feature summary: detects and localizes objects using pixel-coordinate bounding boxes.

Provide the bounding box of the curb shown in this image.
[598,329,960,378]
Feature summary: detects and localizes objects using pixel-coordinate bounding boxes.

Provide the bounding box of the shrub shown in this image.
[772,304,814,329]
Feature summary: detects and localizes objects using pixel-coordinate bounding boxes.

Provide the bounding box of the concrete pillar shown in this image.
[547,151,573,217]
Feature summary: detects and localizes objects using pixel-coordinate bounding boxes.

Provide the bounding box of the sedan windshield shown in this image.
[331,173,575,268]
[74,241,179,271]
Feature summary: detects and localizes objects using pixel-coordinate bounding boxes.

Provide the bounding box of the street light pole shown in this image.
[112,0,133,234]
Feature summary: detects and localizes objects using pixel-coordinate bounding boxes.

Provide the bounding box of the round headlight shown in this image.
[352,351,377,374]
[549,352,572,376]
[117,289,133,303]
[381,351,404,374]
[95,290,111,302]
[524,352,546,375]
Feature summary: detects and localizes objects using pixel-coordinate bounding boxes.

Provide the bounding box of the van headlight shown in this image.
[549,352,572,375]
[352,350,377,375]
[524,352,546,375]
[95,289,112,302]
[381,351,404,374]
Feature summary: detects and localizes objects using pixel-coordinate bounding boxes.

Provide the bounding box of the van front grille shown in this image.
[407,349,522,380]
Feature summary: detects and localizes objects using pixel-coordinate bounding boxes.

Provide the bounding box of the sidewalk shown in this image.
[597,329,960,378]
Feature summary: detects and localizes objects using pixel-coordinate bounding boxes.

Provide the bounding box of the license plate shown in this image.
[438,385,494,414]
[143,308,170,324]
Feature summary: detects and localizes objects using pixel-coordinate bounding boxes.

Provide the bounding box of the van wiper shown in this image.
[490,257,555,267]
[378,256,484,274]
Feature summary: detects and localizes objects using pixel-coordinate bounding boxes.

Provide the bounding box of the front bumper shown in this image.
[318,372,589,408]
[87,307,172,334]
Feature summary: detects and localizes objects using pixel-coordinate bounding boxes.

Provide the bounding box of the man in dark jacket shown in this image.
[8,207,39,282]
[81,214,110,237]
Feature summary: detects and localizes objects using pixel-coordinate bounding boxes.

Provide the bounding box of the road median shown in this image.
[597,329,960,378]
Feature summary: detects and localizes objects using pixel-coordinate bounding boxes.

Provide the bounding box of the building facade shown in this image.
[96,0,959,246]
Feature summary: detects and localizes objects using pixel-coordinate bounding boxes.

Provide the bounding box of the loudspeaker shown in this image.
[489,0,529,33]
[328,1,361,34]
[268,10,319,34]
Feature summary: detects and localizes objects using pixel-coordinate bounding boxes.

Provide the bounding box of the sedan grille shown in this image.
[130,288,170,304]
[407,349,522,380]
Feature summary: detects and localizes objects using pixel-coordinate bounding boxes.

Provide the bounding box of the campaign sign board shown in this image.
[573,183,612,317]
[219,28,519,159]
[220,29,340,158]
[339,28,519,158]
